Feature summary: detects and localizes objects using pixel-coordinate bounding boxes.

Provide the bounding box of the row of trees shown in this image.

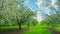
[40,0,60,29]
[0,0,38,30]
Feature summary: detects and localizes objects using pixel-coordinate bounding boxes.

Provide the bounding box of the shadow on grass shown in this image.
[0,27,29,34]
[48,28,60,34]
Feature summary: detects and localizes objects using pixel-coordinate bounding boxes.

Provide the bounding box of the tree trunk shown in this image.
[17,18,22,30]
[28,22,29,28]
[19,23,21,30]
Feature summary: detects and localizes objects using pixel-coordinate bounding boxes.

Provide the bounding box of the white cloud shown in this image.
[52,0,56,6]
[37,0,43,7]
[37,14,43,22]
[52,0,57,6]
[36,11,43,22]
[36,0,52,7]
[33,10,43,22]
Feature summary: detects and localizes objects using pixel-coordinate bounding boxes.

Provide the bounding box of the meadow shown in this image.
[0,24,51,34]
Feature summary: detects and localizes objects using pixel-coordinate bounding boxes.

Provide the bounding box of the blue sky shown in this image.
[23,0,53,22]
[23,0,59,22]
[24,0,39,11]
[23,0,43,21]
[23,0,51,14]
[23,0,49,21]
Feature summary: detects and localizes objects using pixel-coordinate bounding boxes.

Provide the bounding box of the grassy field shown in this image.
[1,24,60,34]
[23,24,51,34]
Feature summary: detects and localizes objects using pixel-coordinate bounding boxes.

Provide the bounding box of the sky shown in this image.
[23,0,44,22]
[24,0,39,11]
[23,0,56,22]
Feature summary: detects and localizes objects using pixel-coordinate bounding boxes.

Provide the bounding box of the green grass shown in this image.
[0,24,51,34]
[0,25,27,32]
[0,26,18,32]
[1,24,60,34]
[24,24,51,34]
